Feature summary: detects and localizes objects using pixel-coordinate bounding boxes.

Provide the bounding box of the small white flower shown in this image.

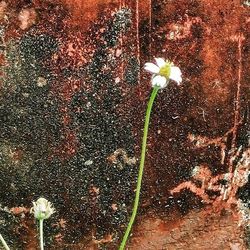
[144,58,182,88]
[31,198,55,220]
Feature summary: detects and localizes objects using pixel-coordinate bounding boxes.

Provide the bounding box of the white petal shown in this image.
[169,66,182,85]
[144,63,160,74]
[152,75,168,88]
[155,58,166,68]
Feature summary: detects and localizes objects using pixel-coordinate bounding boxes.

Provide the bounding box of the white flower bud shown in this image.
[31,198,55,220]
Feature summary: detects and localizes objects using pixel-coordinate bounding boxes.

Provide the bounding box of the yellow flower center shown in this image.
[159,62,171,78]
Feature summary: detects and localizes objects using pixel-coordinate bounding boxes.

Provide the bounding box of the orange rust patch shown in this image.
[60,0,118,27]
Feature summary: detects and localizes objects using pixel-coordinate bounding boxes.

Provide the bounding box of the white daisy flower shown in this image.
[31,198,55,220]
[144,58,182,88]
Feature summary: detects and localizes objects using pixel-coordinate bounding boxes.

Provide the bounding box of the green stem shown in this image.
[0,234,10,250]
[119,87,160,250]
[39,219,44,250]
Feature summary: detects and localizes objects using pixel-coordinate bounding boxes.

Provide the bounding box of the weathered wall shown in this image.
[0,0,249,249]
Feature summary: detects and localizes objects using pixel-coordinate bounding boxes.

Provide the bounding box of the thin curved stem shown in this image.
[39,219,44,250]
[0,234,10,250]
[119,87,160,250]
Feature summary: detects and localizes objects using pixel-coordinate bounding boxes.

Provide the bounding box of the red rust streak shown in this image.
[136,0,141,85]
[231,34,245,152]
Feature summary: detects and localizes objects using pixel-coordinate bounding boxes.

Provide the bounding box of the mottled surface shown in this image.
[0,0,249,249]
[130,209,247,250]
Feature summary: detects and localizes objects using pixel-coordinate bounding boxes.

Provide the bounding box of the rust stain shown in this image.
[61,0,119,27]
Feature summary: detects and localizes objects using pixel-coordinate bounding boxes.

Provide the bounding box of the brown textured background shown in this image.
[0,0,249,249]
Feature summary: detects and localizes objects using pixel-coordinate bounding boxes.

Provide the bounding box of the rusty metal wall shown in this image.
[0,0,249,249]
